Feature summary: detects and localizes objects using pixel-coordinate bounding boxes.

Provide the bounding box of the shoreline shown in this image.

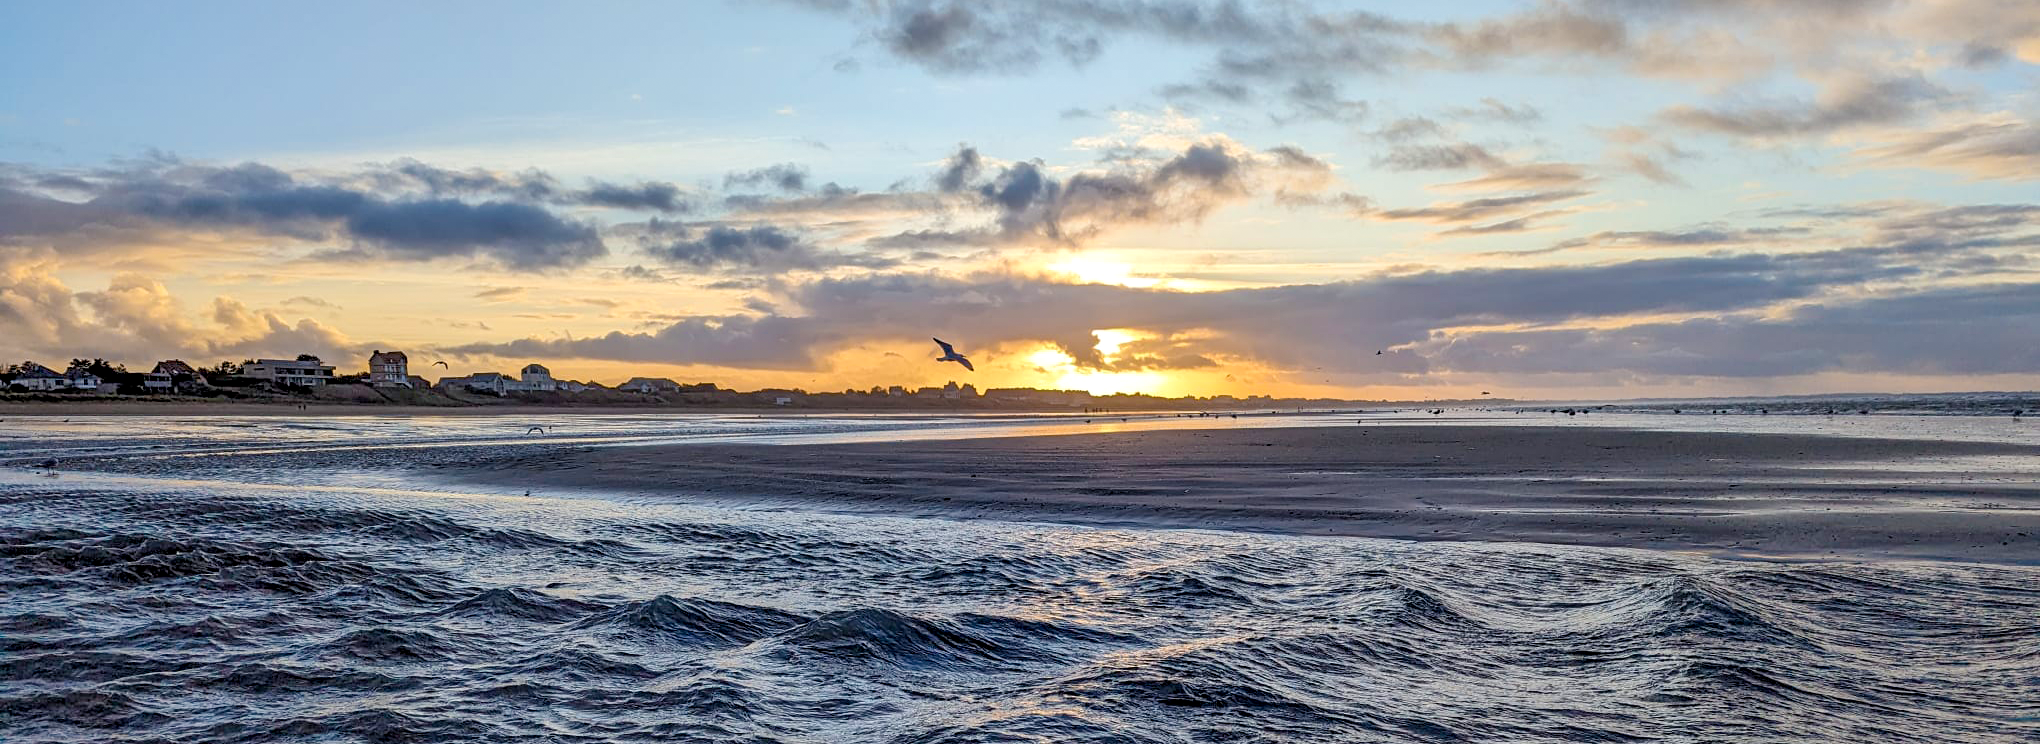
[439,424,2040,564]
[0,401,1158,417]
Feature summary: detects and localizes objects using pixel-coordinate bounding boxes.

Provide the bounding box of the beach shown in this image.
[446,423,2040,564]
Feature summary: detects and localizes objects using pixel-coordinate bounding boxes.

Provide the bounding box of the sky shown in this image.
[1,0,2036,399]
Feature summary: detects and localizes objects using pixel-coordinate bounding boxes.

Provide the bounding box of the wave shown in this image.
[570,594,806,647]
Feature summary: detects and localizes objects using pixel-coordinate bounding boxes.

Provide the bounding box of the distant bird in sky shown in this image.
[1481,391,1491,396]
[932,338,974,371]
[526,426,547,435]
[433,360,449,368]
[1376,350,1383,355]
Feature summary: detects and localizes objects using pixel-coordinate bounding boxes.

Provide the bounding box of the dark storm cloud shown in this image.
[640,223,897,272]
[868,140,1289,248]
[724,163,812,193]
[935,146,985,193]
[370,158,561,201]
[578,181,692,214]
[335,199,605,269]
[1,158,607,269]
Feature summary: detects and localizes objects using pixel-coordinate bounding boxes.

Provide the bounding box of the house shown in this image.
[774,396,794,406]
[459,372,514,395]
[9,362,69,392]
[406,375,430,389]
[519,363,557,392]
[941,381,962,399]
[368,350,411,388]
[64,363,103,391]
[143,360,206,393]
[558,380,591,393]
[619,377,680,394]
[886,385,906,397]
[242,358,335,387]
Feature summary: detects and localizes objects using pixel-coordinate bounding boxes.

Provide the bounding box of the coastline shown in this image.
[0,400,1124,417]
[439,424,2040,564]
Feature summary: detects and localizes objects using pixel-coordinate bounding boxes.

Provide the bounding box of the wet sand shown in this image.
[447,424,2040,564]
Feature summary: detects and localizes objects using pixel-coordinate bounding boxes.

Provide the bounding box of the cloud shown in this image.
[1374,142,1508,172]
[1854,113,2040,181]
[1427,283,2040,378]
[279,296,340,310]
[1446,98,1542,124]
[330,199,605,269]
[367,158,560,201]
[446,238,1970,377]
[640,223,897,272]
[1435,163,1593,191]
[1492,225,1812,256]
[0,261,359,365]
[724,163,812,193]
[1660,75,1955,138]
[859,139,1329,249]
[578,181,692,213]
[1377,190,1589,225]
[4,158,607,270]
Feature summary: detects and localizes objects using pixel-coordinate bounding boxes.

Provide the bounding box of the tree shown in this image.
[295,354,321,363]
[82,358,128,380]
[202,360,243,384]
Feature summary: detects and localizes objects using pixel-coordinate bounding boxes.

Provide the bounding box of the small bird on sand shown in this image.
[36,458,58,469]
[932,338,974,371]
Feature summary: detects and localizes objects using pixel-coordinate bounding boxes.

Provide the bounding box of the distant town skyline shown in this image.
[2,2,2037,399]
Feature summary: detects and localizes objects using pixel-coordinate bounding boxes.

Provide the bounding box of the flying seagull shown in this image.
[433,360,449,368]
[932,338,974,371]
[526,426,547,435]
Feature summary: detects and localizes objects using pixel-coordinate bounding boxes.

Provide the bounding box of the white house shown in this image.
[63,363,102,391]
[242,358,335,387]
[519,363,557,392]
[368,350,411,388]
[10,362,70,391]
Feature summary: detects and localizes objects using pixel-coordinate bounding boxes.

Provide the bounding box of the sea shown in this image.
[2,407,2036,743]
